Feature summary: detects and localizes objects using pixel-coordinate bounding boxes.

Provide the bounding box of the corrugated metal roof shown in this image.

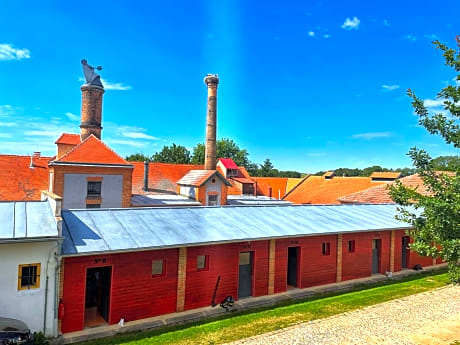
[227,195,292,206]
[131,194,201,206]
[0,201,59,241]
[62,204,412,256]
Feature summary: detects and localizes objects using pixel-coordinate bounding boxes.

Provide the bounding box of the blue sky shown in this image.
[0,1,459,173]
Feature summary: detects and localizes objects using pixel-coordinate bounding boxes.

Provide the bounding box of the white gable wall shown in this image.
[0,241,59,336]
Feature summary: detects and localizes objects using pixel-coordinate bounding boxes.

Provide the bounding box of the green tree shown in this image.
[431,155,460,171]
[125,153,151,162]
[152,144,191,164]
[259,158,278,177]
[389,38,460,283]
[190,138,250,167]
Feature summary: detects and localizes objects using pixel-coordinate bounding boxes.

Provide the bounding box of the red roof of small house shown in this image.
[177,170,231,187]
[370,172,402,179]
[53,135,130,165]
[283,175,386,204]
[131,162,204,194]
[338,174,427,204]
[0,154,51,201]
[218,158,239,169]
[55,133,81,145]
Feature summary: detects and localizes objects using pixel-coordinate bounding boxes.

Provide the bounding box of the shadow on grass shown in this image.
[76,267,449,345]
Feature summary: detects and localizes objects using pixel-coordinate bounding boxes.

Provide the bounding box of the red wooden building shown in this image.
[59,204,440,334]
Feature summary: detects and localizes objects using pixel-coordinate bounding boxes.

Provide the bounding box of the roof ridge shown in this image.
[54,134,129,165]
[0,154,53,159]
[282,174,311,200]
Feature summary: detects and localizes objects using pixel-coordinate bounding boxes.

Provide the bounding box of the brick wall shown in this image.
[50,165,132,208]
[61,249,178,333]
[274,235,337,292]
[341,231,391,281]
[184,241,270,310]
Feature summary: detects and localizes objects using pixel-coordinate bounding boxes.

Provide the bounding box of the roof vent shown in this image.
[323,171,335,179]
[29,155,35,169]
[370,172,402,182]
[33,151,41,158]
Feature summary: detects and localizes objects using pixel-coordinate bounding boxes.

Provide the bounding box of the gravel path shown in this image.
[228,285,460,345]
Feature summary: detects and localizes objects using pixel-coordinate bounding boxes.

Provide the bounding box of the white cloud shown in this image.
[308,31,315,37]
[424,99,444,108]
[100,78,132,91]
[351,132,393,140]
[381,84,400,91]
[0,121,17,127]
[424,34,437,40]
[453,77,460,86]
[0,44,30,61]
[323,34,331,39]
[383,19,390,27]
[341,17,360,30]
[123,132,159,140]
[65,112,80,121]
[0,133,12,138]
[24,130,66,137]
[105,139,146,148]
[404,35,417,42]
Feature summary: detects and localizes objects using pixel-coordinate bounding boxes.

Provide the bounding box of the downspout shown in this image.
[44,243,58,335]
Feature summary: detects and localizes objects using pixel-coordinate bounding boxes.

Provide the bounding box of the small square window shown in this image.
[152,260,165,277]
[197,255,209,271]
[87,181,102,198]
[208,194,218,206]
[322,242,331,256]
[348,240,356,253]
[18,263,41,290]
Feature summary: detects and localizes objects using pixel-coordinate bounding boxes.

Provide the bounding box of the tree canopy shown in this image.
[389,37,460,283]
[152,143,191,164]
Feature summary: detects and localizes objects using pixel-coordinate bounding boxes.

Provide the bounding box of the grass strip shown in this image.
[78,270,449,345]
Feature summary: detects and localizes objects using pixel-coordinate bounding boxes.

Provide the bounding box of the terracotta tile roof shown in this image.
[283,175,386,204]
[132,162,204,194]
[286,178,303,194]
[338,174,426,204]
[370,172,402,179]
[253,177,288,198]
[55,133,81,145]
[177,170,231,187]
[218,158,239,169]
[53,135,129,165]
[0,154,51,201]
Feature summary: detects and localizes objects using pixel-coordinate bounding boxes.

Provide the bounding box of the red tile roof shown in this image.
[132,162,204,194]
[338,174,426,204]
[370,172,402,179]
[218,158,239,169]
[283,175,386,204]
[177,170,231,187]
[0,155,51,201]
[53,135,129,165]
[253,177,288,198]
[55,133,81,145]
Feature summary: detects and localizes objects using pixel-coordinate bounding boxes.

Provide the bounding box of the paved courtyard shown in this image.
[228,285,460,345]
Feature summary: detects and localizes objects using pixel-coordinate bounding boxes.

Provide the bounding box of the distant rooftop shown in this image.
[227,195,292,206]
[131,193,201,207]
[0,201,59,241]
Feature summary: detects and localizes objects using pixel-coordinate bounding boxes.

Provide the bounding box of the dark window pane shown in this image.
[87,181,102,197]
[152,260,164,276]
[86,204,101,209]
[208,194,218,206]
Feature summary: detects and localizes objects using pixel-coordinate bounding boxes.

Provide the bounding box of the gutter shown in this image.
[49,162,133,168]
[0,236,62,244]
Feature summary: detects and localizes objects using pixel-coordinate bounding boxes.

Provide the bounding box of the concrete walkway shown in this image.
[228,285,460,345]
[57,265,447,344]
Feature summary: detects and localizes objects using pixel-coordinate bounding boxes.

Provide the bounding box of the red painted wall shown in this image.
[184,241,270,310]
[393,230,434,270]
[274,235,337,293]
[342,231,390,281]
[61,249,179,333]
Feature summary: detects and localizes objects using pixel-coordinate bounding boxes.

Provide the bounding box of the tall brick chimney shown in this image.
[204,74,219,170]
[80,83,104,140]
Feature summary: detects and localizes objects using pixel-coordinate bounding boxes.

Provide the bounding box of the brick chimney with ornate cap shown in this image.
[80,59,105,140]
[204,74,219,170]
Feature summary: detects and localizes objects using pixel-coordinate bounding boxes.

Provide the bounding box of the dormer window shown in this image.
[87,181,102,198]
[227,169,238,177]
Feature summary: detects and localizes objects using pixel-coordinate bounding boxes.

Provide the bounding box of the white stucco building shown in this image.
[0,199,61,336]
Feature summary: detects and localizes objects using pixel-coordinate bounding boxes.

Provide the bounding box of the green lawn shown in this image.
[79,270,449,345]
